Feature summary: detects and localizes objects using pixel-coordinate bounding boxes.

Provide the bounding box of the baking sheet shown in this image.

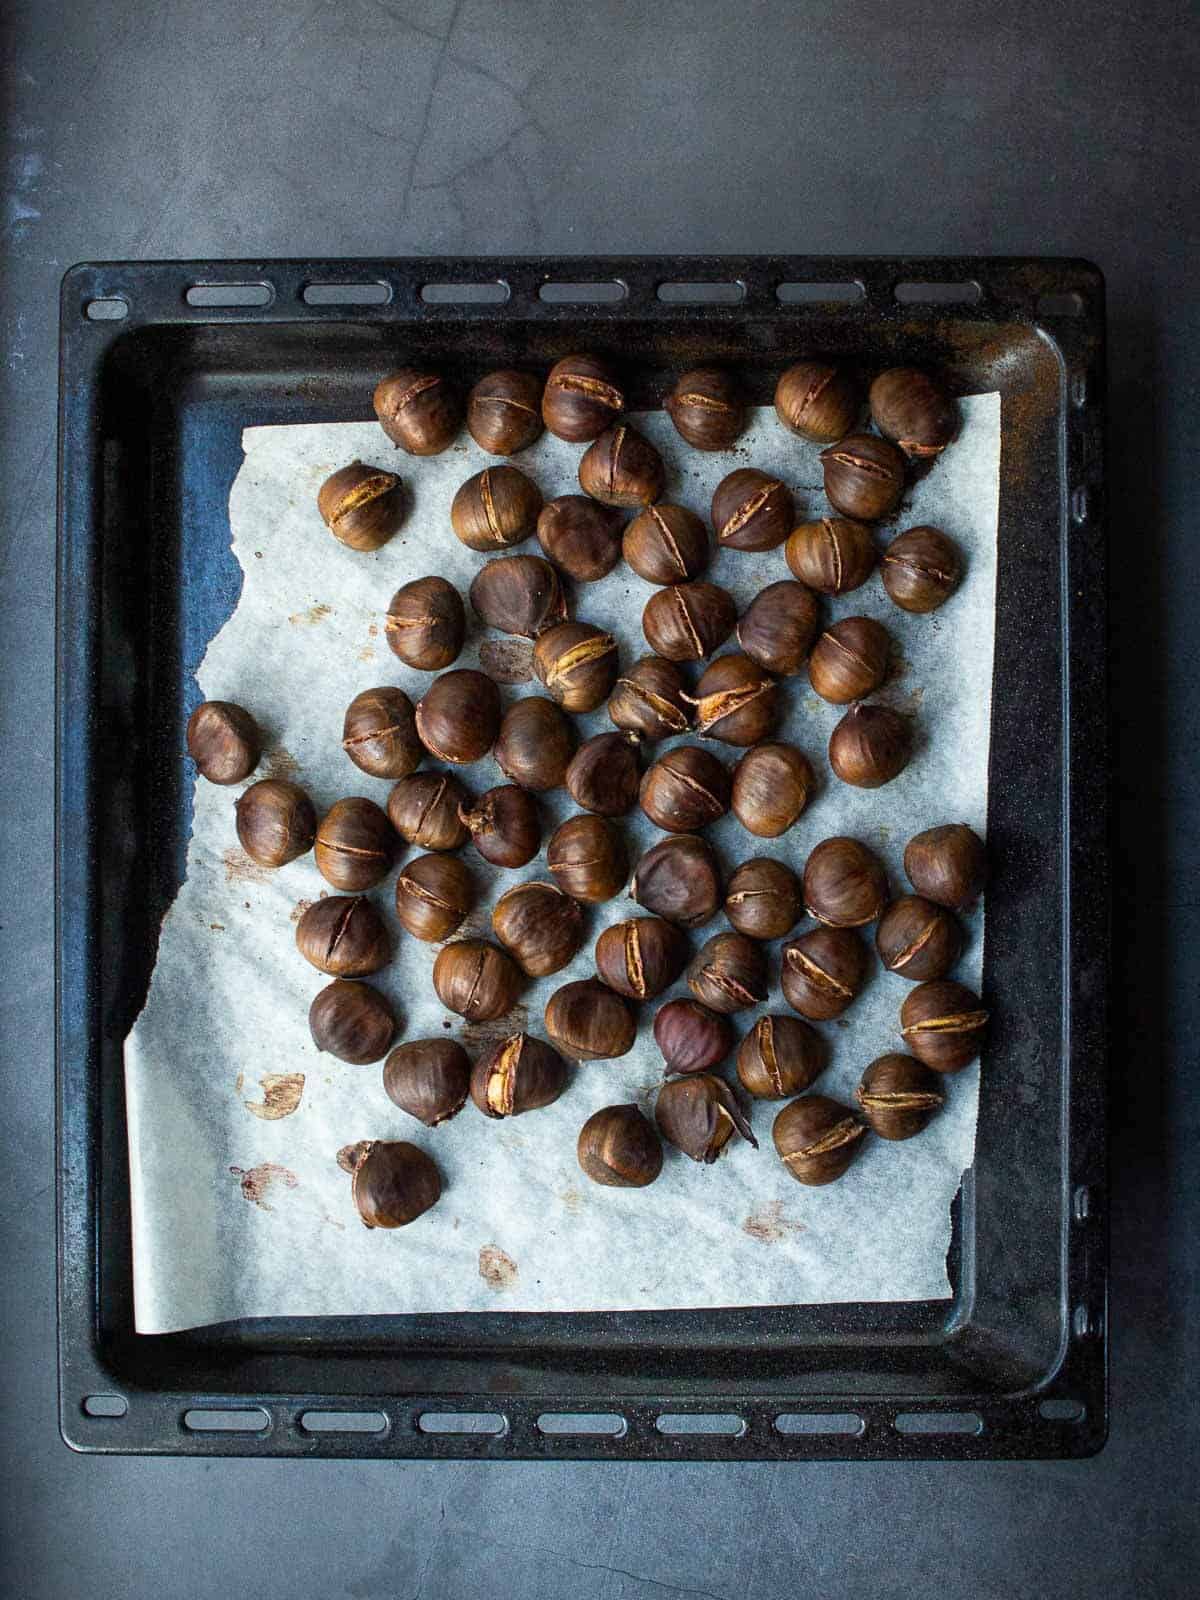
[125,395,1000,1334]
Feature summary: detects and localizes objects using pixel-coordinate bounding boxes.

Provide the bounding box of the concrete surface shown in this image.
[2,1,1197,1596]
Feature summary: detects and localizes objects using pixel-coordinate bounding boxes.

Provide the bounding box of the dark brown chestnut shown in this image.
[711,468,793,552]
[736,580,821,676]
[642,581,736,661]
[317,461,405,551]
[565,731,641,815]
[631,834,721,929]
[235,778,316,867]
[467,368,544,455]
[492,880,584,977]
[665,367,745,451]
[725,858,803,940]
[545,978,637,1060]
[350,1140,441,1228]
[547,814,628,902]
[296,896,391,977]
[577,1104,663,1187]
[578,424,664,508]
[639,745,730,832]
[432,939,522,1021]
[803,837,887,926]
[542,354,624,443]
[387,771,471,851]
[459,784,540,868]
[394,852,474,942]
[903,823,987,910]
[451,465,543,552]
[415,670,501,766]
[737,1014,825,1099]
[385,576,465,671]
[470,1033,568,1118]
[869,368,958,459]
[828,702,912,788]
[187,700,260,784]
[807,617,890,703]
[374,368,460,456]
[652,998,733,1075]
[781,926,869,1020]
[899,980,989,1072]
[607,656,691,741]
[384,1039,471,1126]
[623,504,709,585]
[314,797,397,891]
[855,1053,945,1139]
[594,916,689,1000]
[785,517,876,595]
[655,1074,756,1162]
[686,931,768,1014]
[875,895,963,981]
[469,554,567,639]
[309,979,396,1064]
[819,434,906,521]
[536,495,624,582]
[685,653,778,746]
[774,362,860,444]
[773,1095,865,1185]
[881,526,962,613]
[494,695,576,790]
[342,687,422,780]
[731,743,814,838]
[533,622,619,712]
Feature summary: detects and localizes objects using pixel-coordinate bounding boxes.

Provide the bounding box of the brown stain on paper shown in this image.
[458,1002,529,1054]
[230,1162,298,1211]
[290,897,315,924]
[741,1199,807,1245]
[262,745,301,780]
[479,1245,519,1292]
[288,602,332,627]
[223,847,268,886]
[242,1072,305,1120]
[479,638,533,684]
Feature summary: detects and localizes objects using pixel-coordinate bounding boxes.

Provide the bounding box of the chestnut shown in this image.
[470,1033,568,1117]
[565,731,641,815]
[869,368,958,459]
[595,916,689,1000]
[350,1140,441,1228]
[881,525,962,613]
[655,1074,756,1162]
[736,580,820,676]
[855,1053,945,1140]
[686,931,768,1014]
[547,814,628,903]
[309,979,396,1064]
[459,784,540,868]
[711,468,793,552]
[384,1039,471,1126]
[385,576,465,671]
[737,1014,825,1100]
[623,503,709,584]
[467,368,544,455]
[807,617,890,704]
[494,695,576,790]
[235,778,316,868]
[492,880,584,976]
[536,495,624,582]
[415,669,501,766]
[781,926,869,1020]
[432,939,522,1021]
[773,1095,865,1186]
[899,980,989,1072]
[875,895,962,981]
[577,1104,663,1187]
[394,852,474,942]
[186,700,260,784]
[731,743,813,838]
[317,460,404,551]
[631,834,721,929]
[819,433,906,521]
[665,367,745,451]
[469,554,567,639]
[785,517,876,596]
[578,423,664,508]
[803,836,887,926]
[774,362,859,444]
[642,581,736,661]
[342,687,422,780]
[314,797,397,891]
[545,978,637,1060]
[542,354,624,442]
[608,656,691,741]
[653,997,732,1075]
[725,857,803,940]
[296,896,391,977]
[533,622,619,712]
[451,465,543,552]
[828,702,912,788]
[903,823,987,910]
[374,368,460,455]
[387,771,471,851]
[639,745,730,832]
[685,653,778,746]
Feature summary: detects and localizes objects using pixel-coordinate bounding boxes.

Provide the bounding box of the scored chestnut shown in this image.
[533,621,619,712]
[639,745,731,832]
[686,931,768,1014]
[685,653,778,746]
[494,695,576,790]
[737,1014,825,1099]
[819,433,906,521]
[432,939,522,1021]
[731,742,814,838]
[903,823,987,910]
[235,778,317,868]
[855,1054,945,1140]
[665,367,745,451]
[595,916,689,1001]
[736,580,821,676]
[785,517,876,596]
[187,700,260,785]
[774,361,860,444]
[881,525,962,613]
[608,656,691,741]
[899,980,989,1072]
[725,858,803,941]
[781,926,869,1021]
[869,367,958,459]
[470,1033,568,1118]
[711,468,793,552]
[545,978,637,1060]
[578,1104,663,1188]
[578,423,665,508]
[296,896,391,977]
[314,797,397,891]
[394,852,474,942]
[350,1140,441,1228]
[565,732,641,816]
[623,503,709,584]
[309,979,396,1064]
[385,575,465,671]
[807,617,890,704]
[384,1039,472,1127]
[631,834,722,929]
[656,1074,757,1163]
[541,354,624,442]
[415,670,501,766]
[459,784,541,868]
[387,772,471,851]
[374,368,460,455]
[492,880,584,977]
[547,813,628,902]
[451,465,543,552]
[536,494,624,582]
[467,368,544,455]
[469,554,568,639]
[653,997,733,1075]
[317,460,405,551]
[828,702,912,788]
[642,581,736,661]
[803,836,888,926]
[875,895,962,982]
[773,1095,865,1186]
[342,687,423,780]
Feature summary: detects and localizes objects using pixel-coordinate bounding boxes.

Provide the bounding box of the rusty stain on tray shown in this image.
[479,1245,519,1291]
[230,1162,298,1210]
[242,1072,306,1120]
[742,1200,807,1244]
[479,638,534,683]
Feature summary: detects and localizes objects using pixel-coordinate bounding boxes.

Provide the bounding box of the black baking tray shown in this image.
[56,255,1108,1460]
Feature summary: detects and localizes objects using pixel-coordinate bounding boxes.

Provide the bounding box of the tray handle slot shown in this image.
[656,1412,746,1437]
[774,1411,865,1436]
[416,1411,508,1435]
[536,1412,627,1438]
[894,1410,983,1435]
[184,282,274,308]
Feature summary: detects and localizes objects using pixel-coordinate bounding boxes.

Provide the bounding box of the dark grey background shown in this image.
[2,1,1196,1595]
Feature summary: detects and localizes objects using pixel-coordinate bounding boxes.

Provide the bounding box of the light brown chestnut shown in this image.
[469,554,568,639]
[725,858,803,940]
[309,979,397,1064]
[451,465,543,552]
[875,895,963,981]
[415,670,501,765]
[533,622,619,712]
[387,772,471,851]
[737,1014,825,1099]
[384,1039,471,1127]
[547,814,628,902]
[899,980,989,1072]
[315,797,397,891]
[432,939,522,1021]
[384,576,465,671]
[781,926,869,1021]
[736,580,821,676]
[828,702,912,788]
[642,581,736,661]
[881,525,962,613]
[470,1033,568,1118]
[639,745,730,832]
[855,1053,945,1139]
[536,495,624,582]
[686,931,768,1014]
[374,368,460,455]
[545,978,637,1060]
[394,852,474,942]
[295,896,391,977]
[186,701,260,784]
[565,732,641,816]
[803,836,888,926]
[594,916,689,1000]
[350,1141,441,1228]
[577,1104,663,1187]
[342,687,422,780]
[494,695,576,790]
[459,784,540,868]
[819,433,906,521]
[541,354,624,442]
[665,367,746,450]
[317,461,405,551]
[774,362,860,443]
[711,468,793,552]
[631,834,722,929]
[492,880,585,977]
[785,517,876,596]
[578,424,665,508]
[869,368,958,459]
[655,1074,756,1163]
[731,743,814,838]
[773,1095,865,1185]
[808,617,890,704]
[903,823,987,910]
[235,778,317,868]
[607,656,691,741]
[467,368,544,455]
[685,653,778,746]
[623,504,709,584]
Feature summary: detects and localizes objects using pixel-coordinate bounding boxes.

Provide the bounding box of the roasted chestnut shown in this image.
[711,468,793,552]
[656,1074,756,1162]
[653,998,732,1075]
[773,1095,865,1185]
[731,743,814,838]
[785,517,876,595]
[296,895,391,977]
[492,880,584,976]
[578,424,665,508]
[547,814,628,902]
[235,778,317,867]
[807,617,890,703]
[828,702,912,788]
[881,525,962,613]
[607,656,691,741]
[432,939,522,1021]
[903,823,987,910]
[869,368,958,459]
[855,1054,945,1139]
[374,368,460,455]
[819,433,906,521]
[803,837,887,926]
[350,1140,441,1228]
[725,857,803,940]
[384,1039,471,1126]
[686,931,768,1014]
[536,495,624,581]
[665,368,745,450]
[187,700,260,784]
[623,503,709,584]
[494,695,576,790]
[314,797,397,891]
[342,687,423,780]
[577,1104,663,1187]
[781,926,869,1020]
[470,1033,568,1117]
[542,354,624,442]
[384,575,465,671]
[459,784,541,868]
[595,916,689,1000]
[639,745,730,832]
[642,581,736,661]
[533,622,619,712]
[387,771,471,851]
[545,978,637,1060]
[415,670,501,766]
[875,895,962,981]
[469,554,567,641]
[736,580,820,676]
[737,1014,825,1099]
[631,834,721,928]
[774,362,859,443]
[467,368,544,455]
[309,979,396,1064]
[565,732,641,815]
[899,980,989,1072]
[685,653,778,746]
[394,852,474,942]
[451,465,543,552]
[317,460,404,551]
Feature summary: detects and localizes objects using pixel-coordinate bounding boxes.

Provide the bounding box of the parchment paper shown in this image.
[126,396,1000,1333]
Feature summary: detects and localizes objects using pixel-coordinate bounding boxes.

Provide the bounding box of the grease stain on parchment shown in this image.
[223,847,268,886]
[262,745,301,780]
[479,638,533,683]
[741,1200,807,1244]
[288,603,332,626]
[478,1245,519,1291]
[230,1162,298,1210]
[242,1072,305,1120]
[458,1002,529,1053]
[290,897,315,924]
